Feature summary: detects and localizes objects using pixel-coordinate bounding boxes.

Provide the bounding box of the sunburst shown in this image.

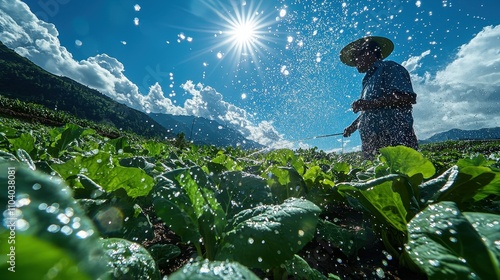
[205,0,275,62]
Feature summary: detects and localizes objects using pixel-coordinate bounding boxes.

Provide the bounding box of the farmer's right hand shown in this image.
[343,124,357,137]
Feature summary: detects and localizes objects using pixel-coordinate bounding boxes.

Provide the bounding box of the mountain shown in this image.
[0,41,262,148]
[149,113,263,149]
[0,41,173,139]
[420,127,500,143]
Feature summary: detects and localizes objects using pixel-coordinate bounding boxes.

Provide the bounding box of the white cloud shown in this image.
[0,0,285,146]
[405,25,500,139]
[181,82,284,146]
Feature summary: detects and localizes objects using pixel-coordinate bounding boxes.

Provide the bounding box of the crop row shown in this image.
[0,118,499,279]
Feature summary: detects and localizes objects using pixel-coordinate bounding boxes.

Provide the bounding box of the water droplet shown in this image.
[17,197,31,207]
[298,230,305,237]
[248,238,254,244]
[375,267,385,278]
[257,257,263,262]
[76,230,91,239]
[429,259,440,267]
[16,219,29,231]
[32,183,42,190]
[61,225,73,235]
[57,213,70,224]
[47,224,60,233]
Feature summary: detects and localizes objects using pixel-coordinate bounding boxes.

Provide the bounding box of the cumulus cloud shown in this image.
[405,25,500,139]
[181,82,284,146]
[0,0,285,146]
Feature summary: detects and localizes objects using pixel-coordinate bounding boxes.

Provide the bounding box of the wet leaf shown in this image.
[0,234,92,280]
[216,198,321,269]
[380,146,436,179]
[406,201,500,280]
[51,152,155,198]
[216,171,273,218]
[0,162,108,279]
[168,260,260,280]
[100,238,160,280]
[284,254,336,280]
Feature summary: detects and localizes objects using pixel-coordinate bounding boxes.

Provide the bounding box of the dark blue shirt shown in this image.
[358,60,416,134]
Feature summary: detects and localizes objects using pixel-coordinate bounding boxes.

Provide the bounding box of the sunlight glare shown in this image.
[202,0,275,63]
[231,21,256,45]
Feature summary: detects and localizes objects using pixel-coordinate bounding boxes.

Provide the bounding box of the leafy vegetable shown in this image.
[168,260,260,280]
[216,198,321,269]
[215,171,273,217]
[153,167,225,259]
[100,238,160,280]
[406,201,500,280]
[0,162,108,279]
[52,152,155,198]
[379,146,436,179]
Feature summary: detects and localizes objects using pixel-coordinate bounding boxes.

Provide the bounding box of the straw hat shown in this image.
[340,36,394,66]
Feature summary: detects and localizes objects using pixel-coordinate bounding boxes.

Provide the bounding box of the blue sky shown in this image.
[1,0,499,151]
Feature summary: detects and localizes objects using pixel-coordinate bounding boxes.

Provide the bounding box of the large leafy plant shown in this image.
[337,146,499,266]
[152,166,322,270]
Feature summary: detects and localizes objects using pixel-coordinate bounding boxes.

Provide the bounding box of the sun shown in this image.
[220,2,268,58]
[201,0,275,61]
[230,21,257,45]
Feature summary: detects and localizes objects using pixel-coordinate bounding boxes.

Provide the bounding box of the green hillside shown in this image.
[0,41,173,139]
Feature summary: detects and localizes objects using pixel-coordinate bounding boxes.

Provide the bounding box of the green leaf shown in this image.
[16,148,36,170]
[380,146,436,179]
[168,260,260,280]
[8,133,35,154]
[51,152,155,198]
[100,238,160,280]
[457,154,495,168]
[105,136,132,154]
[338,177,408,233]
[216,171,273,218]
[265,166,306,203]
[152,167,226,259]
[316,220,369,258]
[0,234,92,280]
[153,197,201,244]
[49,123,95,156]
[419,165,499,205]
[463,212,500,265]
[0,124,19,138]
[418,166,459,204]
[406,201,500,280]
[0,150,17,162]
[148,244,181,265]
[119,156,156,174]
[142,140,166,156]
[216,198,321,269]
[284,255,331,280]
[0,162,108,279]
[267,149,305,175]
[212,152,243,171]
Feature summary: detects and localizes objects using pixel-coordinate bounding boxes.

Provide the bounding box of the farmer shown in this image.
[340,36,418,159]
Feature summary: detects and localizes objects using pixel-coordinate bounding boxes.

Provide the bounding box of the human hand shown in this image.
[343,124,357,137]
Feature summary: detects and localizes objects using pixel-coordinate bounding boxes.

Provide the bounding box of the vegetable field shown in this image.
[1,117,499,279]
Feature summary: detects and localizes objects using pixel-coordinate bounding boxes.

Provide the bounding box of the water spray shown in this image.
[247,132,345,158]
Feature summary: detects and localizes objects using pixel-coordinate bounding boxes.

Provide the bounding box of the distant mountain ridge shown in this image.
[0,41,262,149]
[420,127,500,143]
